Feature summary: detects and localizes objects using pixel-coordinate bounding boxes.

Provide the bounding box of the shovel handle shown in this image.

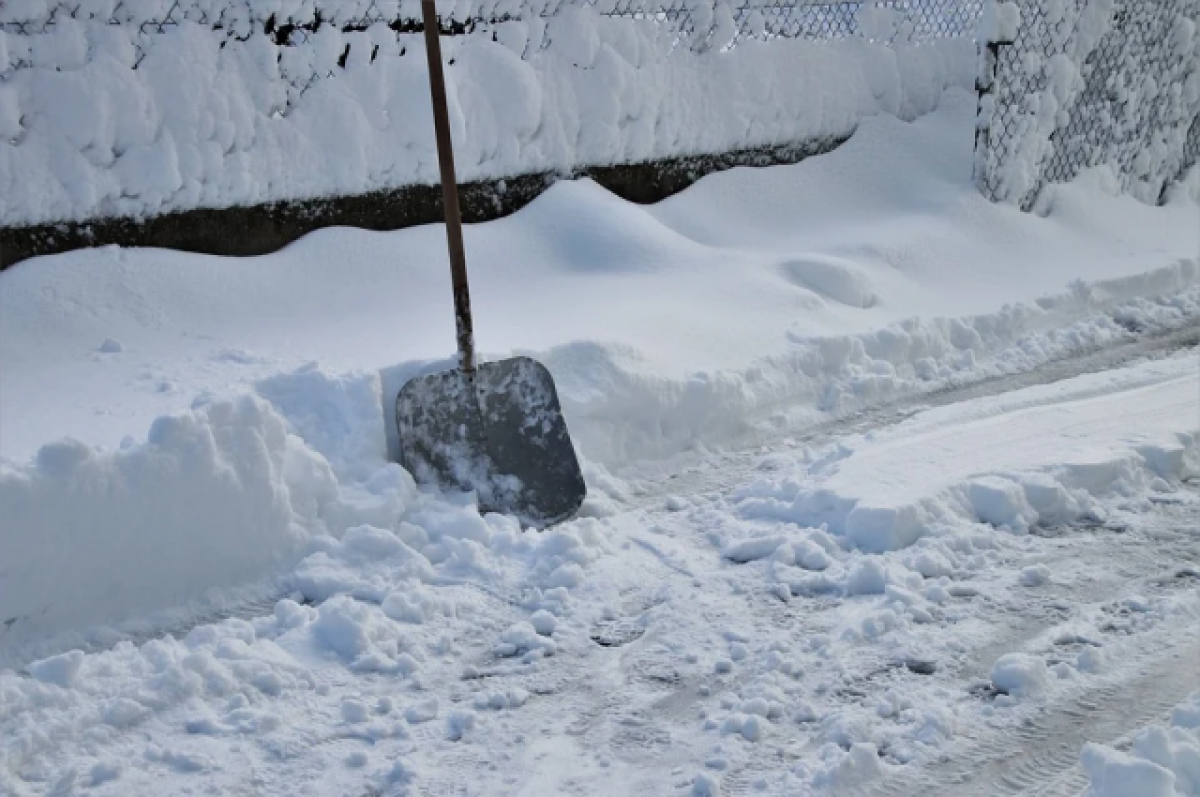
[422,0,476,374]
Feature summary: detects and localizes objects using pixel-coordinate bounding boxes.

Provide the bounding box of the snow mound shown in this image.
[546,267,1200,466]
[0,395,338,649]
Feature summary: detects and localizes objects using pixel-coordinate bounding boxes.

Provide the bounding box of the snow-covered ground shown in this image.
[2,84,1199,795]
[3,343,1198,796]
[1083,691,1200,797]
[3,89,1197,463]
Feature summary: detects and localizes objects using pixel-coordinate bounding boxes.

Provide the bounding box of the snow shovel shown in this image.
[395,0,586,528]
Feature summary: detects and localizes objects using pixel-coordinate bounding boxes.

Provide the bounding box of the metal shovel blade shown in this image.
[395,356,586,528]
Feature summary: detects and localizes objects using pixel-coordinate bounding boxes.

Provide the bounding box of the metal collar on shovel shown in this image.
[395,0,586,529]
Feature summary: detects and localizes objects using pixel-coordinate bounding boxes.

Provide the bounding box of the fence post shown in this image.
[973,37,1012,200]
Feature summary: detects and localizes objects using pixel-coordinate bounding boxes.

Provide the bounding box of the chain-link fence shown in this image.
[1,0,983,107]
[975,0,1200,208]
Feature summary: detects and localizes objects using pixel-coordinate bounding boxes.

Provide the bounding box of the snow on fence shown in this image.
[6,0,1196,266]
[974,0,1200,209]
[0,0,979,236]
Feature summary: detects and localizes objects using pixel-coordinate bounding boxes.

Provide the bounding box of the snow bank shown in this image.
[1082,691,1200,796]
[726,352,1199,556]
[5,89,1196,466]
[0,359,617,664]
[1,85,1196,666]
[0,395,339,649]
[547,267,1200,465]
[0,4,975,225]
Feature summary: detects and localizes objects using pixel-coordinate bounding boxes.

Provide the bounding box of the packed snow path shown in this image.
[3,345,1197,796]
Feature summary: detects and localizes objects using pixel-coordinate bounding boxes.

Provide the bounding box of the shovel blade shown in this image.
[395,356,586,528]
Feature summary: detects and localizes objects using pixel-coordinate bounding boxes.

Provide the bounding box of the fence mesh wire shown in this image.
[1,0,983,105]
[975,0,1200,208]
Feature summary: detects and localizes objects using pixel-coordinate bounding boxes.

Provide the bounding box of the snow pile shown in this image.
[0,494,612,792]
[1082,691,1200,796]
[1,86,1197,670]
[0,395,341,649]
[0,3,975,225]
[0,362,614,665]
[2,344,1199,794]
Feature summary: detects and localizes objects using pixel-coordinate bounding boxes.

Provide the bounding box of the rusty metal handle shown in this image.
[422,0,475,374]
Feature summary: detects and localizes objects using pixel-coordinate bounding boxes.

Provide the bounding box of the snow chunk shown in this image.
[27,649,84,687]
[721,713,765,742]
[967,476,1036,533]
[829,742,884,787]
[497,621,558,657]
[473,689,529,711]
[1081,743,1177,797]
[312,596,414,674]
[692,771,722,797]
[723,535,785,563]
[990,653,1048,697]
[529,609,558,636]
[845,504,927,553]
[446,709,476,741]
[405,698,440,724]
[846,558,889,595]
[1019,564,1052,586]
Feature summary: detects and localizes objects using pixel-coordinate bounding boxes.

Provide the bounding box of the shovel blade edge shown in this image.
[395,356,586,528]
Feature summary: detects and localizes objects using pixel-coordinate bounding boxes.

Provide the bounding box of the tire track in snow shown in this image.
[868,633,1200,797]
[866,498,1200,797]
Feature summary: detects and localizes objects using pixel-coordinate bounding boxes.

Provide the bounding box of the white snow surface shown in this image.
[2,347,1199,795]
[1,82,1200,795]
[3,90,1198,465]
[0,5,974,225]
[1083,691,1200,796]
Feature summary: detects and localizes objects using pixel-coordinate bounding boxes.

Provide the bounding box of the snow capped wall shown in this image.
[975,0,1200,207]
[0,1,979,227]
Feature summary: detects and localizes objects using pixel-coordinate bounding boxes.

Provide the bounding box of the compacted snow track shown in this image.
[866,495,1200,797]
